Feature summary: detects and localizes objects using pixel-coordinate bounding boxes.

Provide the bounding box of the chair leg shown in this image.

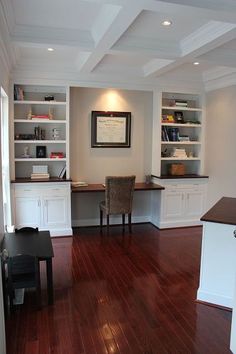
[107,215,109,235]
[100,209,103,232]
[128,213,132,233]
[122,214,125,233]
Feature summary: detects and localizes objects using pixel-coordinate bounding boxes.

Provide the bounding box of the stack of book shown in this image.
[31,165,50,179]
[172,148,187,158]
[31,172,50,179]
[175,100,187,107]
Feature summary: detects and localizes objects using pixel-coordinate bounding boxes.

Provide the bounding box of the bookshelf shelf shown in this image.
[162,106,202,112]
[161,141,201,145]
[14,119,66,124]
[14,140,66,144]
[161,123,202,128]
[15,158,67,162]
[14,100,66,106]
[161,157,201,161]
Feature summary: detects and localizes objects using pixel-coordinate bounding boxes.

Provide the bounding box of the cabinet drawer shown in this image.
[14,187,40,197]
[165,183,203,192]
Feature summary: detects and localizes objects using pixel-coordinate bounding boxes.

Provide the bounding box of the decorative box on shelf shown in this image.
[50,152,64,159]
[168,163,186,176]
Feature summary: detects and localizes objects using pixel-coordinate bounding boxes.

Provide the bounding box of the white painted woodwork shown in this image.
[151,177,207,228]
[197,222,236,308]
[2,1,236,90]
[12,182,72,236]
[12,84,70,180]
[230,278,236,353]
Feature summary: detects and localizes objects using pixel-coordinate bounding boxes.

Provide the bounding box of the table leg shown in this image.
[46,258,54,305]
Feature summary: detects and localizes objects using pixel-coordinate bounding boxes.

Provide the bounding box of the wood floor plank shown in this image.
[6,224,232,354]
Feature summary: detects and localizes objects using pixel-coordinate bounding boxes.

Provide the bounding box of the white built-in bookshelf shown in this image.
[13,84,70,180]
[157,91,204,177]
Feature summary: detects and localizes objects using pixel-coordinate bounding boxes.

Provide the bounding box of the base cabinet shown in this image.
[152,178,207,228]
[12,182,72,236]
[197,222,236,308]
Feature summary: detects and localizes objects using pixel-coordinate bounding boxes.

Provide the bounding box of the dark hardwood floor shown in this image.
[6,224,232,354]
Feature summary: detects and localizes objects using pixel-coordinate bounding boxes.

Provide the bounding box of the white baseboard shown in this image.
[72,215,150,227]
[197,289,233,308]
[49,228,73,237]
[152,219,203,229]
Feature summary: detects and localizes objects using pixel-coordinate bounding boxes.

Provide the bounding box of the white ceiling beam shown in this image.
[144,21,236,78]
[77,4,142,73]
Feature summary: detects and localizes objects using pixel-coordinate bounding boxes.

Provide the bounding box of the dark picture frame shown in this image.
[91,111,131,148]
[174,111,184,124]
[36,145,46,158]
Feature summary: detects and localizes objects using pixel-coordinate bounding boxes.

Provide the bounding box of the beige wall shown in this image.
[70,87,153,183]
[206,86,236,208]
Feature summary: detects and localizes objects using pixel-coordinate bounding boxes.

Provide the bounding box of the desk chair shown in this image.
[7,254,41,311]
[15,227,39,233]
[100,175,136,233]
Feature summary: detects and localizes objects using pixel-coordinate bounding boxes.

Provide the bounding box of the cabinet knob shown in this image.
[233,230,236,238]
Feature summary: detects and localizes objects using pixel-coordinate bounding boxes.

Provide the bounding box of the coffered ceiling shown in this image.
[1,0,236,90]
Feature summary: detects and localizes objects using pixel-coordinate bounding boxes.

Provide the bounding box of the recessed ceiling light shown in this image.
[193,61,199,65]
[47,48,54,52]
[162,20,172,26]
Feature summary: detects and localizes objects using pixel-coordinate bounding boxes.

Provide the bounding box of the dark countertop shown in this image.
[152,174,209,179]
[201,197,236,225]
[11,178,72,183]
[72,182,164,193]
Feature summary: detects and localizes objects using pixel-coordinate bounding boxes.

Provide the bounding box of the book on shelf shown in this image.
[71,181,88,187]
[161,126,169,141]
[175,100,188,107]
[32,165,48,174]
[179,135,190,142]
[58,165,66,179]
[30,173,50,179]
[172,148,187,158]
[162,127,179,142]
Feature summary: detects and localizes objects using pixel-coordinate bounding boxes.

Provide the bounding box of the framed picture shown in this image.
[174,111,184,124]
[36,145,46,158]
[91,111,131,148]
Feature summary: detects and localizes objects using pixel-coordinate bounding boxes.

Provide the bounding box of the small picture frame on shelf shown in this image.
[174,111,184,124]
[36,146,46,158]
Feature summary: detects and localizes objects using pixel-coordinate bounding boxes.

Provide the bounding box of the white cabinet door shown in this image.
[163,190,184,220]
[15,196,41,228]
[13,182,72,236]
[42,195,68,229]
[185,190,205,218]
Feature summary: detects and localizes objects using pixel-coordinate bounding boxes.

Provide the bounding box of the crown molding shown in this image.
[204,68,236,91]
[181,21,236,56]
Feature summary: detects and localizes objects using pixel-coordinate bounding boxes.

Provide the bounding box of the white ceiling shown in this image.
[2,0,236,90]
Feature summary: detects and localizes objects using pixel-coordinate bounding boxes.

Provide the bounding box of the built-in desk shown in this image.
[71,182,164,227]
[71,182,164,193]
[197,197,236,308]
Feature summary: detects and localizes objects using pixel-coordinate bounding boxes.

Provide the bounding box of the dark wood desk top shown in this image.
[201,197,236,226]
[2,231,54,258]
[71,182,165,193]
[11,178,71,183]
